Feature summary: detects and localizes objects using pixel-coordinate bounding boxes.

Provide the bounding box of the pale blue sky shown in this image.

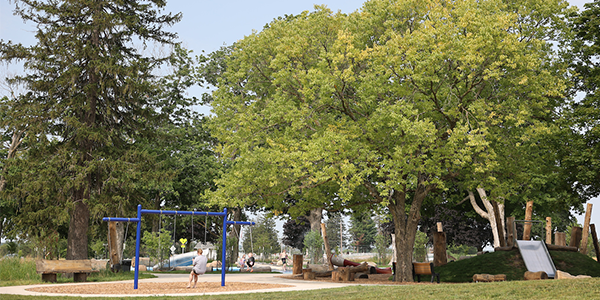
[0,0,597,232]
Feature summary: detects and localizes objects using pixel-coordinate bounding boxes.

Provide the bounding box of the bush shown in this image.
[0,257,38,282]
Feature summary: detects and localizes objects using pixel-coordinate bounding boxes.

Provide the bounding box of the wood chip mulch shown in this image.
[27,282,293,294]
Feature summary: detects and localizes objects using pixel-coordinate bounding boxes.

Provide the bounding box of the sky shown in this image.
[0,0,598,240]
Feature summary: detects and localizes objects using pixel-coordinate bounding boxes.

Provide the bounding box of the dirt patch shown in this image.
[27,282,292,295]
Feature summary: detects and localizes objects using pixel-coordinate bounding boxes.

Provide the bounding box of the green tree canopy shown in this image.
[208,0,570,282]
[0,0,181,259]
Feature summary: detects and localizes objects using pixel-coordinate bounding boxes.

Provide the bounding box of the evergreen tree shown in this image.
[282,216,310,250]
[242,215,279,255]
[325,212,345,251]
[0,0,181,259]
[349,210,376,252]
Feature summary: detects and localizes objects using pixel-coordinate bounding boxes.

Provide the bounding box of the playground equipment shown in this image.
[516,240,557,278]
[103,205,254,289]
[330,255,392,274]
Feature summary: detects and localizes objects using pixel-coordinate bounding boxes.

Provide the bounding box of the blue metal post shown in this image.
[134,204,142,289]
[221,207,228,286]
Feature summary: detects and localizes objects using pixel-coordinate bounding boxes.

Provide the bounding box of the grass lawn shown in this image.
[1,278,600,300]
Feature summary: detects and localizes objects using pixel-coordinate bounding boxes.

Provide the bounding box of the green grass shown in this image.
[0,257,155,287]
[1,278,600,300]
[436,249,600,282]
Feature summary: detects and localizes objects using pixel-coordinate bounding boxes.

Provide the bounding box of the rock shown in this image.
[556,270,592,280]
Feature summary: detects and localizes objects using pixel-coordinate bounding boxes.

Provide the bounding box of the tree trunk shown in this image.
[469,188,505,247]
[67,200,90,260]
[388,177,431,282]
[307,208,322,232]
[116,222,125,261]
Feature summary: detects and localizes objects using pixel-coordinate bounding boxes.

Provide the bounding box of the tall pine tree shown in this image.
[0,0,181,259]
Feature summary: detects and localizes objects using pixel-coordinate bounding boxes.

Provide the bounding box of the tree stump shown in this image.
[555,232,566,246]
[293,254,303,275]
[433,231,447,267]
[304,271,316,280]
[569,227,582,249]
[524,271,548,280]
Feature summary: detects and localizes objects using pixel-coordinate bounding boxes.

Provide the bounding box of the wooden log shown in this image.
[437,222,443,232]
[506,216,516,248]
[241,266,271,272]
[36,260,93,274]
[494,246,516,251]
[556,232,566,246]
[581,203,593,255]
[307,264,329,273]
[339,267,354,281]
[41,273,57,283]
[523,201,534,240]
[569,227,582,249]
[473,274,507,282]
[302,268,312,273]
[545,244,578,252]
[304,271,316,280]
[491,200,506,247]
[320,223,334,271]
[546,217,552,244]
[354,273,369,279]
[293,254,303,275]
[108,221,120,272]
[73,273,88,282]
[524,271,548,280]
[591,224,600,262]
[433,231,447,267]
[314,270,333,277]
[332,270,341,281]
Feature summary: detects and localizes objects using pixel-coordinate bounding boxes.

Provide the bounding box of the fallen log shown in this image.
[545,244,578,252]
[556,270,592,280]
[524,271,548,280]
[332,262,369,282]
[354,273,369,279]
[473,274,506,282]
[314,270,333,277]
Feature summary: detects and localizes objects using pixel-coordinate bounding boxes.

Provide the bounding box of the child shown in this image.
[280,250,288,271]
[187,248,207,288]
[246,252,255,272]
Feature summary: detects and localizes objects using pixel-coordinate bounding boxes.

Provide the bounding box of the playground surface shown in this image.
[0,265,382,297]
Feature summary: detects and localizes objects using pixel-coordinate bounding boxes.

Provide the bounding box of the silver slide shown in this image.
[516,240,557,278]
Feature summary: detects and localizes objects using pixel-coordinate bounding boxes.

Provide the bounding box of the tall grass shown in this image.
[0,257,39,282]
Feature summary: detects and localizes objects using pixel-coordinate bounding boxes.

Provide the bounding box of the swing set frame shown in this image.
[103,204,254,289]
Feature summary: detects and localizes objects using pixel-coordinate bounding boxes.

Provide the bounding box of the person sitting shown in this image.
[238,254,246,271]
[187,248,207,288]
[246,252,255,272]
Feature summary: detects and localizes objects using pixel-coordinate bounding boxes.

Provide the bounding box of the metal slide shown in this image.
[516,240,557,278]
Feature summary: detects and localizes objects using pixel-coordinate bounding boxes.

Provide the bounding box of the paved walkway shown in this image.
[0,271,359,297]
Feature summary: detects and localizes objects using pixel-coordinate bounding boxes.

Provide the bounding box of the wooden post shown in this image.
[581,203,593,255]
[433,231,447,267]
[293,254,303,275]
[437,222,443,232]
[590,224,600,262]
[108,221,120,272]
[569,227,582,249]
[506,217,516,248]
[492,200,506,247]
[320,223,333,271]
[545,217,552,244]
[523,201,534,240]
[555,232,566,246]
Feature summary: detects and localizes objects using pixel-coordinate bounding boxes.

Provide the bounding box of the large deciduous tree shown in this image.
[208,0,568,282]
[0,0,181,259]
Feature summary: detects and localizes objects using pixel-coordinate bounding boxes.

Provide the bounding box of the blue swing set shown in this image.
[103,205,254,289]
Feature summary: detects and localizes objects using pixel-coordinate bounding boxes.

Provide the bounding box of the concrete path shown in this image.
[0,272,359,297]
